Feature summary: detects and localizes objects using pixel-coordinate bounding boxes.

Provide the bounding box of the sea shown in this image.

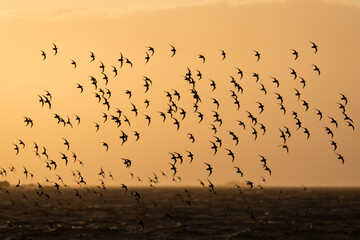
[0,187,359,240]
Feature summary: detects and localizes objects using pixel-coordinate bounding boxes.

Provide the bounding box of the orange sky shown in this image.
[0,0,359,187]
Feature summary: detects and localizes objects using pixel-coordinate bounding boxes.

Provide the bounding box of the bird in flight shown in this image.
[253,50,260,62]
[89,51,95,62]
[170,45,176,57]
[234,167,243,177]
[70,59,77,69]
[205,163,213,176]
[225,148,235,162]
[52,43,58,55]
[312,64,320,75]
[146,46,155,56]
[145,52,150,64]
[198,54,205,63]
[310,41,318,54]
[40,50,46,60]
[290,49,298,60]
[220,49,226,60]
[335,153,344,165]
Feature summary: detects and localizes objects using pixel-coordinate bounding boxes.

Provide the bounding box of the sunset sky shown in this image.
[0,0,359,187]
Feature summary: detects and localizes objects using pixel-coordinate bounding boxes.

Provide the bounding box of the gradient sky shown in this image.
[0,0,359,187]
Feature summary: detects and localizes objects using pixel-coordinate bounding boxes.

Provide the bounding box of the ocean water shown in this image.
[0,187,359,239]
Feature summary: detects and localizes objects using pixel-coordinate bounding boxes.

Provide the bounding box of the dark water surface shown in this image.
[0,187,359,239]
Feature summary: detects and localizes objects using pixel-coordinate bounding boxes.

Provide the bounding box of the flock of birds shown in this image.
[0,41,355,231]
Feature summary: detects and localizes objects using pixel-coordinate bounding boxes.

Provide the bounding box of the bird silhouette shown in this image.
[52,43,58,55]
[310,41,318,54]
[253,50,260,62]
[335,153,344,165]
[290,49,298,60]
[40,50,46,60]
[205,163,213,176]
[170,45,176,57]
[220,49,226,60]
[198,54,205,63]
[234,167,243,177]
[312,64,320,75]
[70,59,77,68]
[225,148,235,162]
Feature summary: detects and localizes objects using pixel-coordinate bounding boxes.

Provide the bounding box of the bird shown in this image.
[335,153,344,165]
[253,50,260,62]
[89,51,95,62]
[170,45,176,57]
[237,120,246,129]
[59,152,68,166]
[187,133,195,143]
[310,41,318,54]
[312,64,320,75]
[62,138,70,150]
[279,144,289,153]
[146,46,155,56]
[284,126,291,138]
[315,109,323,120]
[346,121,355,131]
[205,163,213,176]
[75,83,83,93]
[213,136,222,148]
[196,70,202,80]
[235,68,244,79]
[40,50,46,60]
[145,51,150,64]
[303,127,310,139]
[52,43,58,55]
[234,167,243,177]
[264,165,272,176]
[136,216,144,232]
[125,90,132,99]
[125,58,133,67]
[17,139,25,148]
[289,67,297,80]
[339,93,348,105]
[94,122,100,132]
[246,181,253,190]
[198,54,205,63]
[279,129,287,144]
[101,142,109,151]
[300,77,306,88]
[324,127,334,138]
[70,59,77,68]
[302,100,309,111]
[13,144,20,155]
[251,127,258,140]
[112,66,118,77]
[271,77,280,88]
[224,148,235,162]
[330,141,337,151]
[211,98,220,109]
[210,79,216,91]
[328,117,338,128]
[256,102,264,114]
[118,52,124,67]
[144,115,151,126]
[252,73,259,82]
[186,151,194,163]
[259,83,267,95]
[290,49,298,60]
[210,141,218,155]
[220,49,226,60]
[130,103,138,116]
